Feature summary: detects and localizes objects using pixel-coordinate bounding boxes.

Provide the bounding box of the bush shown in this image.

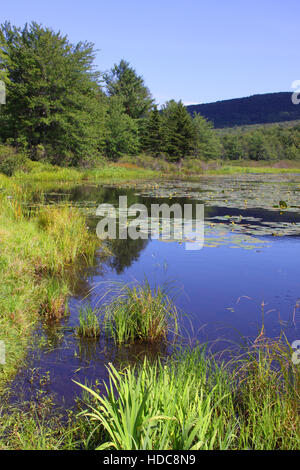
[0,145,27,176]
[118,154,172,172]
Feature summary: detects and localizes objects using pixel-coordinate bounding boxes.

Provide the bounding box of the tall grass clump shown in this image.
[76,336,300,450]
[232,335,300,449]
[76,304,101,338]
[40,277,69,320]
[75,347,235,450]
[103,281,178,344]
[36,205,97,272]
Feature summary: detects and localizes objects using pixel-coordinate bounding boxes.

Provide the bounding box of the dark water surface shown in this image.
[10,176,300,407]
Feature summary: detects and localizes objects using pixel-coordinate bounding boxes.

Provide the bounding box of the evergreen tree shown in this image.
[0,30,9,83]
[104,59,153,119]
[246,132,270,161]
[161,100,196,161]
[142,105,165,156]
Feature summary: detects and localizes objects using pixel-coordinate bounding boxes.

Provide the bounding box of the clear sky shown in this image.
[1,0,299,105]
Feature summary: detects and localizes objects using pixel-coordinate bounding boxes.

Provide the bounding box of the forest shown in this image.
[186,92,300,128]
[1,21,300,177]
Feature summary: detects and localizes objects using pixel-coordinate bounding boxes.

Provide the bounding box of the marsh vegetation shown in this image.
[0,171,299,450]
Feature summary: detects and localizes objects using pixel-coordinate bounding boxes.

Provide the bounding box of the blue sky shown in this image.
[1,0,299,105]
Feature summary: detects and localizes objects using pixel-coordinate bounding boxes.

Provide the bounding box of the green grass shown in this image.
[103,280,179,344]
[75,348,235,450]
[0,177,98,388]
[1,338,298,450]
[116,155,300,176]
[76,339,300,450]
[177,157,300,176]
[0,399,71,450]
[205,165,300,175]
[14,160,159,183]
[0,393,93,450]
[76,304,101,338]
[36,204,97,270]
[75,280,179,342]
[1,160,300,450]
[7,155,300,185]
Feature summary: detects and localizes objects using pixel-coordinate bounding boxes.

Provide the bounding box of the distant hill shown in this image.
[186,92,300,128]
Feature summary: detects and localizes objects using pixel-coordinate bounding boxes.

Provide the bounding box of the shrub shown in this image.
[0,145,27,176]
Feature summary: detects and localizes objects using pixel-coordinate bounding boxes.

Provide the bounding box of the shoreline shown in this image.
[0,171,299,450]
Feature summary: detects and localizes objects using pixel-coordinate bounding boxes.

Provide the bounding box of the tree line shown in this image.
[0,22,300,169]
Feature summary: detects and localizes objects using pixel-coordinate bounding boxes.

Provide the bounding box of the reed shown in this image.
[76,304,101,338]
[103,280,178,344]
[36,204,97,271]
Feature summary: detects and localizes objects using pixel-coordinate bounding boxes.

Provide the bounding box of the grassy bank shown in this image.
[116,155,300,176]
[0,174,98,388]
[4,152,300,185]
[18,160,300,183]
[0,250,299,449]
[179,158,300,175]
[13,160,159,183]
[204,165,300,175]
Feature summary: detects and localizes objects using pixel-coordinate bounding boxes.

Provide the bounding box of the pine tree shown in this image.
[0,29,10,83]
[104,60,153,119]
[161,100,196,161]
[142,105,165,156]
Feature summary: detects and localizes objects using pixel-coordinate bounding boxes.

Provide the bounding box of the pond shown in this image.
[10,175,300,408]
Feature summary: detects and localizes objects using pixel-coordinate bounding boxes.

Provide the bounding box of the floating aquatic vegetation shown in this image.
[35,175,300,247]
[127,175,300,216]
[112,175,300,240]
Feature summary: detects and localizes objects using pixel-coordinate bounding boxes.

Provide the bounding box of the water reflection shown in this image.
[10,177,300,408]
[107,238,149,274]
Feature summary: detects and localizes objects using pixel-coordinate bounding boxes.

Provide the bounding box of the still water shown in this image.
[11,176,300,407]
